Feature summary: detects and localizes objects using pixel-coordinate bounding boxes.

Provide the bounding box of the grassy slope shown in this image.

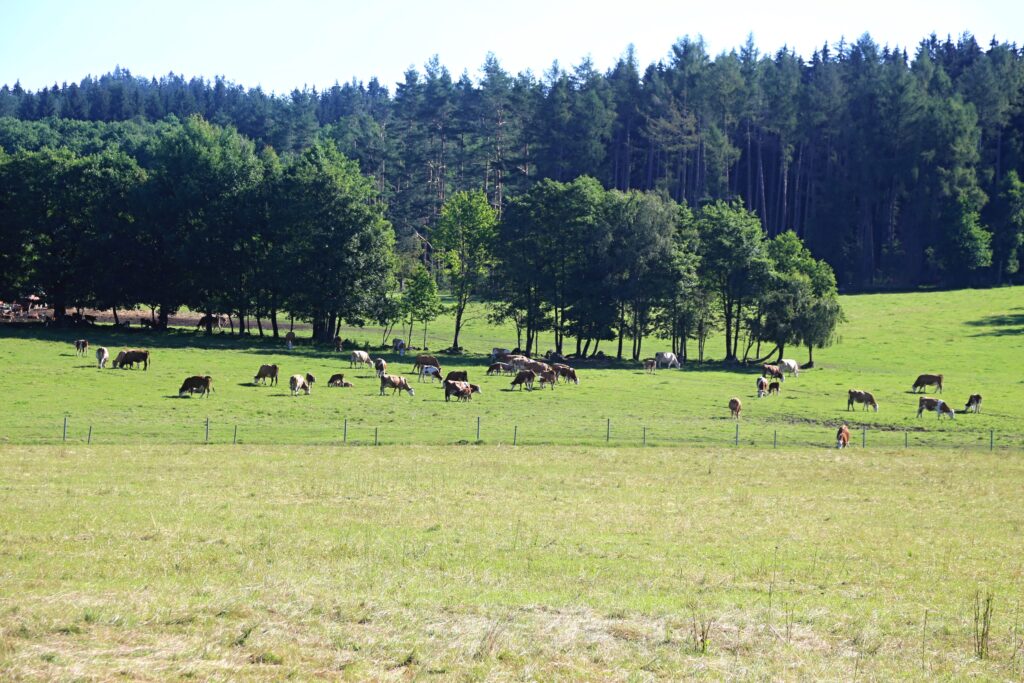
[0,287,1021,449]
[1,445,1023,680]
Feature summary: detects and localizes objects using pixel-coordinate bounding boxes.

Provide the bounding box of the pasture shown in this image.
[0,287,1022,449]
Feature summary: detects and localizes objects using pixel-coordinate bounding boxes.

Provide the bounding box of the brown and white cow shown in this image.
[964,394,983,413]
[419,365,443,382]
[95,346,109,369]
[552,364,579,384]
[917,396,955,419]
[380,374,415,396]
[756,376,768,398]
[290,373,315,396]
[510,370,536,391]
[486,362,512,376]
[114,349,150,370]
[374,357,387,378]
[538,369,558,389]
[912,374,943,393]
[444,370,468,383]
[836,424,850,449]
[74,339,89,356]
[762,364,784,381]
[412,354,440,374]
[350,350,373,369]
[847,389,878,412]
[179,375,214,397]
[254,364,279,386]
[328,373,353,388]
[444,379,481,402]
[729,397,742,419]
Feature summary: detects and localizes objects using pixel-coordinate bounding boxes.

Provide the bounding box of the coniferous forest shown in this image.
[1,32,1023,359]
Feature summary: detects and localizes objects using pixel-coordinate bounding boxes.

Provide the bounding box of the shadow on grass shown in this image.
[966,309,1024,336]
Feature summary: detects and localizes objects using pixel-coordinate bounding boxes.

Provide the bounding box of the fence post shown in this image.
[374,427,379,446]
[773,430,777,449]
[87,425,92,445]
[905,431,908,449]
[735,423,739,446]
[63,416,68,442]
[990,429,994,451]
[606,418,611,443]
[862,427,866,449]
[513,425,517,446]
[343,418,348,444]
[476,416,481,441]
[205,417,210,444]
[233,425,237,445]
[643,426,647,447]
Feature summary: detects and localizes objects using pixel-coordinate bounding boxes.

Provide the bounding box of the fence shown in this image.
[23,414,1024,452]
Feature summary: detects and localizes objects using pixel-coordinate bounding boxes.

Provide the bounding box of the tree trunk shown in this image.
[112,307,120,326]
[270,308,279,338]
[204,309,214,335]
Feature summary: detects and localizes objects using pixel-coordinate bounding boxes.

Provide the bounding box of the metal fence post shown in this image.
[606,418,611,443]
[513,425,517,446]
[63,416,68,442]
[374,427,378,446]
[205,417,210,444]
[861,427,866,449]
[343,418,348,444]
[643,426,647,447]
[773,430,777,449]
[87,425,92,445]
[990,429,994,451]
[233,425,238,445]
[905,431,908,449]
[476,416,481,441]
[734,423,739,446]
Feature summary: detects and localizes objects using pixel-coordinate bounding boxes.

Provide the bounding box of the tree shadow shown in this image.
[966,309,1024,336]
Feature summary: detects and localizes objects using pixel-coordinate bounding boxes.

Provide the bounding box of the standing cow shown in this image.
[350,350,373,369]
[179,375,214,397]
[912,374,943,393]
[380,374,415,396]
[655,351,680,369]
[95,346,109,369]
[74,339,89,356]
[756,376,768,398]
[254,364,279,386]
[374,357,387,378]
[779,359,800,377]
[836,424,850,449]
[729,397,742,419]
[289,373,315,396]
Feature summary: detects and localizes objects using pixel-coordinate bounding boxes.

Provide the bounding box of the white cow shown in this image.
[419,365,442,383]
[779,358,800,377]
[96,346,109,369]
[655,351,680,369]
[349,350,373,368]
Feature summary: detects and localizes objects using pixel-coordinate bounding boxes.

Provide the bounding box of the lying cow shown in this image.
[74,339,89,356]
[114,349,150,370]
[510,370,536,391]
[779,359,800,377]
[350,350,373,369]
[912,374,943,393]
[254,364,279,386]
[847,389,878,412]
[179,375,214,397]
[836,424,850,449]
[964,394,982,413]
[756,376,768,398]
[444,370,469,383]
[374,357,387,378]
[917,396,955,420]
[96,346,109,369]
[729,397,742,419]
[419,365,443,383]
[290,373,315,396]
[328,373,353,388]
[486,362,512,376]
[655,351,680,369]
[762,364,784,381]
[380,374,415,396]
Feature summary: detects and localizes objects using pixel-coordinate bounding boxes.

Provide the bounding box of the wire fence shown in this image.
[16,414,1024,452]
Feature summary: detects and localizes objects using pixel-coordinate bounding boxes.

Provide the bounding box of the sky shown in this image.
[1,0,1021,93]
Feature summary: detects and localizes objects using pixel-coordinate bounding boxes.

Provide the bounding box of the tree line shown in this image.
[0,114,841,364]
[2,31,1024,289]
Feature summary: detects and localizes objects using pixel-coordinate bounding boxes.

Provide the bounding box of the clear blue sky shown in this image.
[1,0,1020,93]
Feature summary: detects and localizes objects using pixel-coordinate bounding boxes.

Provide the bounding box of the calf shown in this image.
[380,374,415,396]
[419,365,443,382]
[762,364,784,381]
[74,339,89,356]
[328,373,353,388]
[836,424,850,449]
[768,381,780,396]
[729,397,742,419]
[917,396,955,420]
[179,375,214,397]
[912,374,943,393]
[756,376,768,398]
[350,350,373,369]
[95,346,109,369]
[964,394,982,414]
[486,362,511,376]
[510,369,536,391]
[847,389,878,412]
[538,369,558,389]
[289,373,315,396]
[374,357,387,378]
[643,359,656,374]
[253,364,279,386]
[444,370,469,383]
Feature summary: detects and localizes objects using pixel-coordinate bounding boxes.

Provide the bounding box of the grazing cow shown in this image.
[284,331,296,345]
[74,339,89,356]
[768,381,780,396]
[912,374,943,393]
[374,357,387,378]
[762,364,784,382]
[538,369,558,389]
[392,338,406,355]
[510,370,536,391]
[917,396,955,420]
[729,397,742,419]
[847,389,878,412]
[756,376,768,398]
[96,347,109,369]
[253,364,279,386]
[444,370,469,383]
[643,359,656,374]
[523,360,552,375]
[328,373,353,388]
[655,351,680,369]
[413,354,440,373]
[179,375,213,397]
[779,359,800,377]
[350,350,373,369]
[334,336,343,352]
[196,314,223,331]
[380,374,415,397]
[114,349,150,370]
[552,364,579,384]
[289,373,315,396]
[487,362,511,376]
[419,365,443,383]
[444,379,481,402]
[964,394,983,413]
[836,424,850,449]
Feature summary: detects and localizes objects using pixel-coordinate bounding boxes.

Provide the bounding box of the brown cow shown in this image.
[510,370,535,391]
[729,397,742,419]
[73,339,89,356]
[756,376,768,398]
[374,357,387,378]
[762,364,784,381]
[114,349,150,370]
[380,374,415,396]
[917,396,955,420]
[768,381,780,396]
[328,373,353,388]
[912,374,943,393]
[179,375,213,397]
[289,373,315,396]
[444,370,468,383]
[486,362,511,376]
[964,394,983,413]
[412,354,440,373]
[254,364,279,386]
[643,359,656,374]
[836,424,850,449]
[847,389,878,412]
[444,379,481,402]
[538,369,558,389]
[552,363,579,384]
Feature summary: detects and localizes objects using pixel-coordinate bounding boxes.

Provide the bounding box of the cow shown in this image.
[912,374,943,393]
[507,355,530,371]
[779,359,800,377]
[73,339,89,356]
[756,376,768,398]
[768,381,780,396]
[510,370,536,391]
[253,364,279,386]
[350,350,373,369]
[552,364,579,384]
[374,357,387,378]
[729,397,742,419]
[643,359,656,374]
[523,360,552,375]
[196,314,223,332]
[284,331,296,346]
[289,373,315,396]
[655,351,680,369]
[444,370,469,383]
[114,349,150,370]
[917,396,955,420]
[419,365,443,383]
[964,394,983,413]
[762,364,784,381]
[95,346,109,369]
[380,374,415,397]
[392,338,406,355]
[413,354,440,374]
[179,375,213,397]
[847,389,878,412]
[487,362,511,376]
[444,379,481,402]
[491,347,512,361]
[836,424,850,449]
[538,369,558,389]
[328,373,353,388]
[334,336,343,352]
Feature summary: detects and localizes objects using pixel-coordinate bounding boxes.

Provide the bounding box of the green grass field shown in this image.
[0,287,1021,449]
